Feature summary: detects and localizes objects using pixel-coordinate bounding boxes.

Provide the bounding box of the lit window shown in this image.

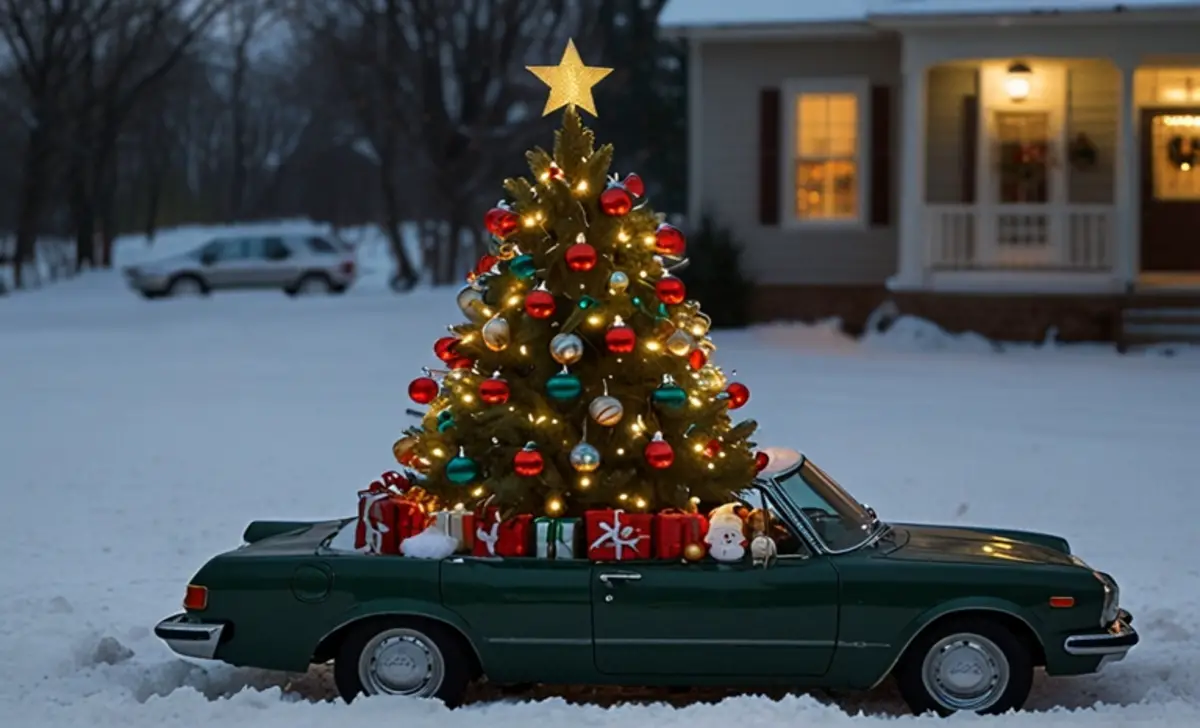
[793,93,859,221]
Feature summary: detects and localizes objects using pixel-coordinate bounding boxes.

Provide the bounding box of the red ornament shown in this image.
[476,254,498,275]
[479,377,510,405]
[754,451,770,473]
[688,348,707,371]
[433,336,459,363]
[547,163,564,181]
[447,356,473,370]
[565,242,597,272]
[599,186,633,216]
[654,224,687,256]
[655,276,686,305]
[484,207,519,238]
[605,321,637,354]
[703,439,722,458]
[644,436,675,470]
[513,446,545,477]
[524,289,556,319]
[623,173,645,197]
[725,382,750,409]
[408,376,438,404]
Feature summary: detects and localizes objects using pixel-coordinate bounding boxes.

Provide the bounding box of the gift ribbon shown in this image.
[361,490,394,553]
[476,512,500,556]
[589,510,645,560]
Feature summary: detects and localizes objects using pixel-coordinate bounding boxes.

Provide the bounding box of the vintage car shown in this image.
[154,448,1136,717]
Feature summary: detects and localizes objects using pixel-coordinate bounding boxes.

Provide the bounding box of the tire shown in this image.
[333,618,472,707]
[287,273,333,296]
[895,616,1033,717]
[167,275,207,298]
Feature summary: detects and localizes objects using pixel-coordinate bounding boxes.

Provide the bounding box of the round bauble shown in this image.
[608,271,630,295]
[479,377,510,405]
[683,542,706,562]
[704,439,722,458]
[565,242,597,272]
[652,379,688,410]
[688,348,707,371]
[665,329,695,357]
[569,442,601,473]
[605,321,636,354]
[644,434,675,470]
[433,336,459,363]
[725,382,750,409]
[696,366,726,392]
[392,436,418,465]
[654,224,687,256]
[446,453,480,484]
[508,254,537,280]
[513,444,544,477]
[546,371,583,401]
[599,186,633,216]
[436,409,455,433]
[588,395,624,426]
[622,173,645,197]
[408,376,438,404]
[447,355,473,370]
[755,451,770,473]
[656,276,686,305]
[524,289,556,319]
[456,284,488,323]
[484,207,519,238]
[481,314,511,352]
[550,333,584,365]
[476,254,499,275]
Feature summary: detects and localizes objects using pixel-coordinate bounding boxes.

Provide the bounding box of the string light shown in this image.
[546,497,564,514]
[642,234,655,247]
[575,180,589,193]
[539,170,551,182]
[480,306,494,317]
[536,415,548,424]
[644,340,662,352]
[692,442,704,453]
[453,502,465,510]
[587,314,603,327]
[707,462,716,470]
[634,497,647,509]
[618,493,628,501]
[432,447,446,458]
[689,396,703,407]
[462,394,474,403]
[507,295,521,307]
[616,447,625,455]
[522,215,537,227]
[617,230,631,243]
[579,476,591,488]
[471,487,485,497]
[519,345,528,356]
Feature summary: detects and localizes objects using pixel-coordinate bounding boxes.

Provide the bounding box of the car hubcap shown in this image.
[298,278,327,295]
[920,632,1010,712]
[358,628,444,697]
[173,279,201,296]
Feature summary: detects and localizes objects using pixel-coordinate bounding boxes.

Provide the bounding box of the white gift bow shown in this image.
[476,511,500,555]
[361,490,394,554]
[588,509,645,560]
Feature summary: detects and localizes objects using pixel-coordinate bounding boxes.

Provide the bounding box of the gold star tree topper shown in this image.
[526,39,613,117]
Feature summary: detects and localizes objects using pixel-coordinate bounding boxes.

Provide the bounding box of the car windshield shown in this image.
[774,459,877,552]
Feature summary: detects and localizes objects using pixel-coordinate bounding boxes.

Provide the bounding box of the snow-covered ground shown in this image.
[3,222,1200,727]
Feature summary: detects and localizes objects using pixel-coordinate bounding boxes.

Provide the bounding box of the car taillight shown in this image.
[340,260,355,276]
[184,584,208,611]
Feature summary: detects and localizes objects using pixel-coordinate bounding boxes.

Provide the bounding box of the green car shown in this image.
[154,448,1135,717]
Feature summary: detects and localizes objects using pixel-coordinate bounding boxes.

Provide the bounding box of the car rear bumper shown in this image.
[155,613,225,660]
[1063,609,1137,663]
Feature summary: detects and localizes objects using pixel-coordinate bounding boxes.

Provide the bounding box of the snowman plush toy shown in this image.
[705,509,748,562]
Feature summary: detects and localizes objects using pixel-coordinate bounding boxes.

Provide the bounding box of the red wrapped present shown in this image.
[585,509,653,561]
[472,508,533,557]
[354,474,407,549]
[357,489,426,556]
[654,509,710,560]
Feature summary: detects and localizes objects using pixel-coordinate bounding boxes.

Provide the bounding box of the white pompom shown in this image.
[400,526,458,560]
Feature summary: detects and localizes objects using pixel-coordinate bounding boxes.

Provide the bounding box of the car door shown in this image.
[590,491,840,678]
[247,236,300,287]
[440,556,594,683]
[201,238,255,289]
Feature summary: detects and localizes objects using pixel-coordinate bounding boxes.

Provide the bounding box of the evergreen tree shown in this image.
[393,42,756,519]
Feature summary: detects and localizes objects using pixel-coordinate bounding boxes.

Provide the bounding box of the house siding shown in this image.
[696,36,901,286]
[924,66,978,204]
[1066,60,1118,205]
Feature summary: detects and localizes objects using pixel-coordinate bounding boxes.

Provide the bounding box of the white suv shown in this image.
[124,234,357,298]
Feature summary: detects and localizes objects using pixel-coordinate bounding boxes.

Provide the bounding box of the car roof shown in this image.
[756,447,806,478]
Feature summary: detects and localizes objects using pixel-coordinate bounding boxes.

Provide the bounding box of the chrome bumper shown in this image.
[154,613,225,660]
[1063,609,1137,662]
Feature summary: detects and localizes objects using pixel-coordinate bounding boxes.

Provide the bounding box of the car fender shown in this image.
[869,596,1045,688]
[316,598,487,667]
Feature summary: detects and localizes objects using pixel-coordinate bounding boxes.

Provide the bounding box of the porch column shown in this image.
[887,53,928,291]
[1113,56,1138,290]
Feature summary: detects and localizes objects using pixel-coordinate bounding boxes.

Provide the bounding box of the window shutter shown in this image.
[758,88,781,225]
[869,85,892,227]
[961,95,979,204]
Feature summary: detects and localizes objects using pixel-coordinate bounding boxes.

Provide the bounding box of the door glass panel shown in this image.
[996,111,1050,204]
[1151,114,1200,201]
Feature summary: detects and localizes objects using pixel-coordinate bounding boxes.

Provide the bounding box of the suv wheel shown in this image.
[288,273,332,296]
[895,617,1033,716]
[167,275,207,298]
[334,618,472,707]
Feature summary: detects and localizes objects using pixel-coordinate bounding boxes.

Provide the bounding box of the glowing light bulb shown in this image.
[642,234,655,247]
[453,502,465,510]
[575,180,588,193]
[644,340,662,352]
[432,448,446,458]
[547,498,563,514]
[707,462,715,470]
[634,497,647,509]
[587,314,603,327]
[580,476,591,488]
[689,396,703,408]
[618,493,628,501]
[692,442,704,453]
[616,448,626,455]
[471,487,485,497]
[539,170,550,182]
[522,216,536,227]
[480,307,494,317]
[507,295,521,307]
[519,345,528,355]
[617,230,631,242]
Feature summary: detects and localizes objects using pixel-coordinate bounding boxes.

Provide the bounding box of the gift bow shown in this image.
[361,490,394,553]
[476,512,500,556]
[589,509,646,560]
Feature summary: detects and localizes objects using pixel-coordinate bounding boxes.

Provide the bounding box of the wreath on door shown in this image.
[1167,135,1200,169]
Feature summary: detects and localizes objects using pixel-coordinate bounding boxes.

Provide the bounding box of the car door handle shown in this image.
[598,572,642,587]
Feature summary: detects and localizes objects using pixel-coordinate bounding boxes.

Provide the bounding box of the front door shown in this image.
[1140,109,1200,271]
[590,555,839,678]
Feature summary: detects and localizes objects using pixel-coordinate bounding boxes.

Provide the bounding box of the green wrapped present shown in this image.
[534,516,581,559]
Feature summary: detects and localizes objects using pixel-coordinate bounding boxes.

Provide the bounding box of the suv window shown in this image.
[198,238,248,262]
[306,237,337,255]
[261,237,291,261]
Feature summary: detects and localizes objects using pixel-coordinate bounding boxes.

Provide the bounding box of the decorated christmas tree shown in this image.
[391,40,759,522]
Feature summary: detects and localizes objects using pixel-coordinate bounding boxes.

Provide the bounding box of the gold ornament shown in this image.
[481,314,511,351]
[690,313,712,338]
[525,39,613,118]
[695,366,726,392]
[456,284,488,323]
[666,329,695,357]
[496,242,519,261]
[683,542,706,562]
[392,436,417,464]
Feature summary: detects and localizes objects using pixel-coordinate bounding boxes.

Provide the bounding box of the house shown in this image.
[661,0,1200,343]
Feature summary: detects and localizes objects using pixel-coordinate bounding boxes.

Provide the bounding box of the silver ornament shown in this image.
[569,441,601,473]
[456,284,488,323]
[666,328,695,357]
[588,395,624,427]
[481,314,511,351]
[550,333,584,365]
[608,271,630,295]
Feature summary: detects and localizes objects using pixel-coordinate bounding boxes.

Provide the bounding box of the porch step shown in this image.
[1120,306,1200,348]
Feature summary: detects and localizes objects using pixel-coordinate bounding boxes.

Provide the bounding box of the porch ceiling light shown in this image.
[1005,61,1032,102]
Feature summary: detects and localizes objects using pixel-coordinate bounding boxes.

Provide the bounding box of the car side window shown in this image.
[306,236,337,254]
[746,488,812,560]
[213,238,249,262]
[262,237,291,261]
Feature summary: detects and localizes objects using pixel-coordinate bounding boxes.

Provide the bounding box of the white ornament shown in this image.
[481,314,510,351]
[589,395,624,426]
[608,271,630,295]
[550,333,584,365]
[456,284,488,323]
[569,441,601,472]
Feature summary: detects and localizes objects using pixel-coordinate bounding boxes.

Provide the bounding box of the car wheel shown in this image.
[895,617,1033,716]
[167,275,207,298]
[288,273,333,296]
[334,618,472,707]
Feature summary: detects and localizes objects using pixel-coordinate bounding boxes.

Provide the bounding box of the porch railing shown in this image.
[924,204,1114,271]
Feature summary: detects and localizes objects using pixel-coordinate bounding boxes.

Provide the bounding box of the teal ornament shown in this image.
[632,297,642,306]
[445,449,479,485]
[657,303,669,318]
[436,409,455,433]
[652,374,688,410]
[509,254,536,280]
[546,368,583,401]
[578,295,598,309]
